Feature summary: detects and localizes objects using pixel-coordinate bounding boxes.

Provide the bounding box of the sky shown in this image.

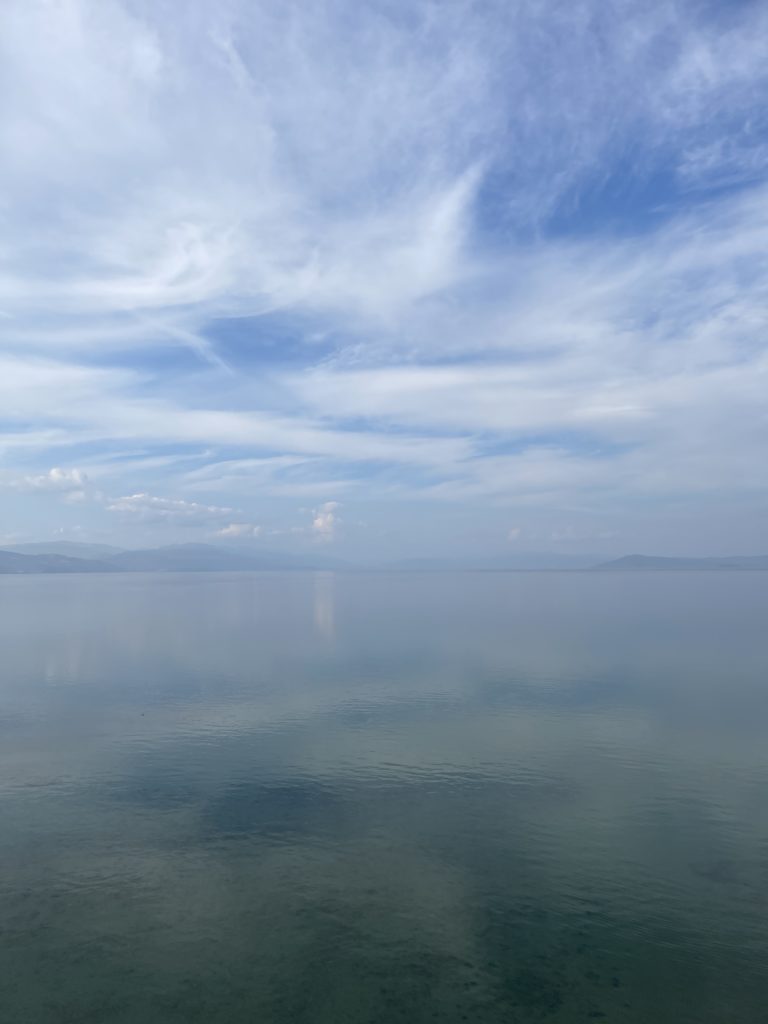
[1,0,768,559]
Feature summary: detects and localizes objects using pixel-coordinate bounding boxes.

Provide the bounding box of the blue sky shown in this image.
[1,0,768,557]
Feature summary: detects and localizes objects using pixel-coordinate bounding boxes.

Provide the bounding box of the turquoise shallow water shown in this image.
[0,570,766,1023]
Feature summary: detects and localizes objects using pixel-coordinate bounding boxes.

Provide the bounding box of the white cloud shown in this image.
[216,522,262,538]
[106,492,235,526]
[311,501,341,542]
[63,489,89,504]
[12,467,89,492]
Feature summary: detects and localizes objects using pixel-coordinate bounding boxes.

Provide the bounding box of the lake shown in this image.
[0,571,766,1023]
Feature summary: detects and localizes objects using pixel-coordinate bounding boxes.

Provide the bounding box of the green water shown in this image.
[0,571,766,1022]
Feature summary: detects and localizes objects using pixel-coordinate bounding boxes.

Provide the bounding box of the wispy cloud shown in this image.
[106,493,236,526]
[10,467,89,492]
[1,0,767,554]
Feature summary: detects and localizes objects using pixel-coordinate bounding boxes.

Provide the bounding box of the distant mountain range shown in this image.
[594,554,768,571]
[0,549,117,574]
[2,543,768,575]
[7,541,125,560]
[383,552,599,571]
[0,543,345,574]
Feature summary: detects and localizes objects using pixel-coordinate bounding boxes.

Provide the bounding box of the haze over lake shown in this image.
[1,570,766,1024]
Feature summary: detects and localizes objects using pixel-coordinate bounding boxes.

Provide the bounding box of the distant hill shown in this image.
[0,542,349,574]
[0,550,117,574]
[5,543,768,576]
[382,552,599,571]
[6,541,125,560]
[107,543,313,572]
[108,543,352,572]
[594,554,768,571]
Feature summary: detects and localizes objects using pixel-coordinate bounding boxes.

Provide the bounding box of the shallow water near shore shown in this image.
[0,570,766,1023]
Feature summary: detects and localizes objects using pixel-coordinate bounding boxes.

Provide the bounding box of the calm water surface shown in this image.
[0,571,766,1023]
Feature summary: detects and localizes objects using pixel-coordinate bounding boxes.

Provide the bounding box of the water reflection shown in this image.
[0,571,766,1023]
[313,571,336,644]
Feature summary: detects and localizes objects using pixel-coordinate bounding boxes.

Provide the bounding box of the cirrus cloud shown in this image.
[2,1,768,556]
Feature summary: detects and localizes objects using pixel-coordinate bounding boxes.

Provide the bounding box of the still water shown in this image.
[0,571,766,1023]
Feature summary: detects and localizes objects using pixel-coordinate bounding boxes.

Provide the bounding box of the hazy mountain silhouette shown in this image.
[594,554,768,571]
[382,552,599,571]
[4,543,768,575]
[107,543,339,572]
[0,550,117,574]
[6,541,125,560]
